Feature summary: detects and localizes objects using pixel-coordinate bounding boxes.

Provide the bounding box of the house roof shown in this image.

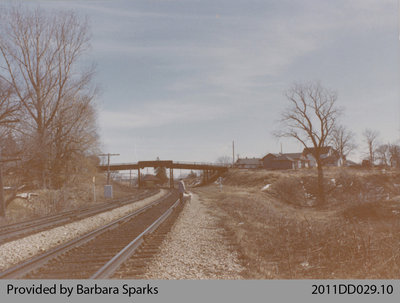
[262,152,304,162]
[236,158,261,165]
[281,153,303,160]
[303,146,332,156]
[261,153,279,160]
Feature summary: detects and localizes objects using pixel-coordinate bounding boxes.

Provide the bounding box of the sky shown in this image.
[9,0,400,164]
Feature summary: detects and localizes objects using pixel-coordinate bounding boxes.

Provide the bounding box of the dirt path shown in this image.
[142,193,244,279]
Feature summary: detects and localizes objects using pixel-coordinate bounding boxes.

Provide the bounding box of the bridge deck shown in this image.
[98,160,229,172]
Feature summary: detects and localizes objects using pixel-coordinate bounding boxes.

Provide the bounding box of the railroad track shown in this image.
[111,195,184,279]
[0,189,159,244]
[0,190,181,279]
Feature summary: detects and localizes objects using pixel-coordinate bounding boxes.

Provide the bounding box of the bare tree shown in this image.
[48,96,99,187]
[0,80,19,126]
[154,157,168,184]
[277,82,340,204]
[363,129,379,166]
[388,144,400,168]
[0,80,19,217]
[330,124,356,165]
[0,6,98,188]
[376,143,400,168]
[376,144,389,166]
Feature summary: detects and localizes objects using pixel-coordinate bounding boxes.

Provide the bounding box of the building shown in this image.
[302,146,341,167]
[261,146,342,170]
[262,153,308,170]
[235,157,262,169]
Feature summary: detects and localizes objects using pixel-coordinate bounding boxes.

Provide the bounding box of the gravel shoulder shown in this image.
[142,193,244,279]
[0,190,167,271]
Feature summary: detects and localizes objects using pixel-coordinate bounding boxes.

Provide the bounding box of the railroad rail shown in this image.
[0,189,159,244]
[111,194,184,279]
[91,196,180,279]
[0,190,180,279]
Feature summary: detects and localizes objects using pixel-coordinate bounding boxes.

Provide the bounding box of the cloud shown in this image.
[93,0,398,131]
[99,100,231,130]
[22,0,399,163]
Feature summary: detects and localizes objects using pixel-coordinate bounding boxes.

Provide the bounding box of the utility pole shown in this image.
[232,140,235,167]
[99,153,119,199]
[99,153,120,185]
[92,176,96,202]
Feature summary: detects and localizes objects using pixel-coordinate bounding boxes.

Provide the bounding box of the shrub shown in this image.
[269,177,306,206]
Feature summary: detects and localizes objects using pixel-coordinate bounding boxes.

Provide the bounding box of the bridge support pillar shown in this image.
[203,170,209,183]
[170,168,174,188]
[137,168,141,188]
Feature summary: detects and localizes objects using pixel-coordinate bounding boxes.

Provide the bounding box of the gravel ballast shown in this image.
[142,193,244,279]
[0,190,166,271]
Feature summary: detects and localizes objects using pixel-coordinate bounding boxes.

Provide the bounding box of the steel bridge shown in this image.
[98,160,229,188]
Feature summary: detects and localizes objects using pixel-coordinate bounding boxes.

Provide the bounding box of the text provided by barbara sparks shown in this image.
[5,282,158,298]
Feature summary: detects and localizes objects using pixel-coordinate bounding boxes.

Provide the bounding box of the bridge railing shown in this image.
[173,161,231,168]
[99,162,138,167]
[100,161,231,168]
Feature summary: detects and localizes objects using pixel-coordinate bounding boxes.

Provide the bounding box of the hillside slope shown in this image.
[193,168,400,279]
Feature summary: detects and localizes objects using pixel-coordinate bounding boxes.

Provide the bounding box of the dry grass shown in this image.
[194,168,400,279]
[2,174,142,224]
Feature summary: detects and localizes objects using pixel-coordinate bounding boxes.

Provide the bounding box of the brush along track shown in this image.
[0,191,179,279]
[0,189,159,244]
